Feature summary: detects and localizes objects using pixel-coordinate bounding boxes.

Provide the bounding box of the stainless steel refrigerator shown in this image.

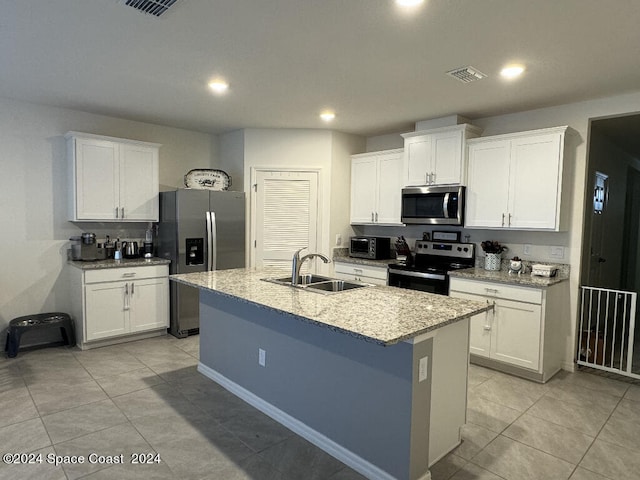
[158,189,245,338]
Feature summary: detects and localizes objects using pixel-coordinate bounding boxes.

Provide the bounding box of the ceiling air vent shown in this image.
[446,66,487,83]
[121,0,180,17]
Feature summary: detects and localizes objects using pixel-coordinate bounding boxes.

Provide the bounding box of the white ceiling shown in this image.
[2,0,640,137]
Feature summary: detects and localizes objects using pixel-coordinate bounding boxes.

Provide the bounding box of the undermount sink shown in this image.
[305,280,368,293]
[264,274,333,286]
[261,275,370,294]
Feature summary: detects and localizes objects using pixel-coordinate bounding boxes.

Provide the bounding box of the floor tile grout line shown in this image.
[465,381,585,474]
[464,369,635,480]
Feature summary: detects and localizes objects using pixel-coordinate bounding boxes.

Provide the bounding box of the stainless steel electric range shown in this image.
[388,240,475,295]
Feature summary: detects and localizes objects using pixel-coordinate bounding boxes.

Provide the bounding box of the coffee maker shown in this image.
[70,233,99,261]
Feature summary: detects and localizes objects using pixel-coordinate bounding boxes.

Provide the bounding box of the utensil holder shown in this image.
[484,253,501,271]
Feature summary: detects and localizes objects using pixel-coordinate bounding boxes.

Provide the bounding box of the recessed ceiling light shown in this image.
[395,0,424,6]
[320,111,336,122]
[208,79,229,93]
[500,65,525,79]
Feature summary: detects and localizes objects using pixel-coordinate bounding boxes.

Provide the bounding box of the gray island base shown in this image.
[171,269,491,480]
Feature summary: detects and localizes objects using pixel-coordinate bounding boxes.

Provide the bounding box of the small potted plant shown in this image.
[481,241,508,271]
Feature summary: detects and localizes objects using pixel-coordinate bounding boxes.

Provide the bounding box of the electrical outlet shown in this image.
[418,356,429,382]
[335,234,342,246]
[523,244,533,256]
[550,246,565,259]
[258,348,266,367]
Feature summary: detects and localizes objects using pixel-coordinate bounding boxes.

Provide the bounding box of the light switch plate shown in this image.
[523,244,533,256]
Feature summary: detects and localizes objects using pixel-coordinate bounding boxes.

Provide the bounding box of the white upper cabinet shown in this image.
[402,124,482,186]
[67,132,160,222]
[350,149,403,225]
[465,126,568,230]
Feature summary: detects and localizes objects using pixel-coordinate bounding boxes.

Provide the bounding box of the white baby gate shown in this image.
[577,286,639,379]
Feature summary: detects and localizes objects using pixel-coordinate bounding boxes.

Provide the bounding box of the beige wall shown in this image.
[0,97,217,333]
[237,128,364,272]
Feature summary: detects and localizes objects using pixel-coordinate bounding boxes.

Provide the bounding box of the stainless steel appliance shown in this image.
[158,189,246,338]
[401,185,465,225]
[388,240,474,295]
[349,236,392,260]
[69,233,99,261]
[122,241,139,259]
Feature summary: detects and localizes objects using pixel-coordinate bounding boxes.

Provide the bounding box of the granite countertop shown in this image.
[449,267,569,287]
[332,249,398,268]
[170,268,490,346]
[68,257,171,270]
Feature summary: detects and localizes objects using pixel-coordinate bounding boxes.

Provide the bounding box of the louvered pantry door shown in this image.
[254,170,319,270]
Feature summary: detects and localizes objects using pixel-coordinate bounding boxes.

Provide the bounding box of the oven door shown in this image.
[387,268,449,295]
[349,237,371,257]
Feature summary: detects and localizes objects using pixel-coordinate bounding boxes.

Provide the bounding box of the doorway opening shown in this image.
[579,113,640,379]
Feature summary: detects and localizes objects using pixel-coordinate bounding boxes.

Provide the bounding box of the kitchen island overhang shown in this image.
[170,269,491,480]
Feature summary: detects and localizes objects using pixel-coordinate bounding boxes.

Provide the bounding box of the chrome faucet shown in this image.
[291,247,331,286]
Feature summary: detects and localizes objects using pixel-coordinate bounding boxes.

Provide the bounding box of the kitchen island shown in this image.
[171,268,490,480]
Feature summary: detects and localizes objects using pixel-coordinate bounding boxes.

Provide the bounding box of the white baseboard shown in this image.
[197,362,412,480]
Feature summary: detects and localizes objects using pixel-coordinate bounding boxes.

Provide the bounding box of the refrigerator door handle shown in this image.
[206,211,217,271]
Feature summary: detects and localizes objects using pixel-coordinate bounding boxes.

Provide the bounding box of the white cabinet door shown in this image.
[120,144,159,221]
[68,132,160,222]
[74,138,120,220]
[129,277,169,333]
[491,298,542,370]
[350,149,403,225]
[350,156,378,223]
[449,281,542,371]
[376,151,403,224]
[466,140,511,228]
[509,133,562,229]
[403,125,480,187]
[448,291,492,357]
[85,282,128,341]
[405,135,432,186]
[466,127,567,230]
[431,130,464,185]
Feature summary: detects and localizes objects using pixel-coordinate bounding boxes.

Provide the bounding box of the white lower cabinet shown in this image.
[333,262,388,286]
[70,265,169,349]
[449,277,565,382]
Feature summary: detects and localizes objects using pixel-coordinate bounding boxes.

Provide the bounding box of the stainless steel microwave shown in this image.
[401,185,465,225]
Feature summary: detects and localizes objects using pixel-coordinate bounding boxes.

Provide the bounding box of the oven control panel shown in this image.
[414,241,474,260]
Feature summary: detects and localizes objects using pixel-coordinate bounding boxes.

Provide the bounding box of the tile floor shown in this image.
[0,335,638,480]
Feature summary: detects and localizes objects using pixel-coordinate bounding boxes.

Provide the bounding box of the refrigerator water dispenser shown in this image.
[186,238,204,265]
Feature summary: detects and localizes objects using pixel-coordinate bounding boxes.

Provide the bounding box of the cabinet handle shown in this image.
[115,207,119,219]
[501,213,505,227]
[508,213,512,226]
[124,283,130,310]
[131,282,134,294]
[375,212,378,222]
[121,207,125,218]
[371,212,374,222]
[483,300,495,330]
[431,172,435,184]
[354,268,363,274]
[485,288,499,294]
[122,273,136,278]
